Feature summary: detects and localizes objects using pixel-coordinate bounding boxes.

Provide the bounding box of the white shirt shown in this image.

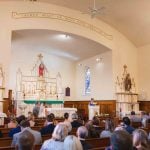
[100,130,112,138]
[41,139,64,150]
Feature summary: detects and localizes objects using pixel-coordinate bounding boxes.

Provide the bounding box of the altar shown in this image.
[15,54,65,116]
[17,99,64,117]
[16,99,76,118]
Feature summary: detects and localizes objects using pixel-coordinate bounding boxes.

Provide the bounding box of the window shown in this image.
[85,67,91,95]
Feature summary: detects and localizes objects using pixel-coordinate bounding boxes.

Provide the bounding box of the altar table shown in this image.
[24,100,64,104]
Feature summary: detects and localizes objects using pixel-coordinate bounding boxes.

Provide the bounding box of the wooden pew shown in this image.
[131,122,142,128]
[0,137,12,147]
[0,144,42,150]
[0,126,42,138]
[0,128,11,137]
[0,133,51,147]
[0,147,15,150]
[89,147,106,150]
[42,134,51,142]
[31,126,42,131]
[85,137,110,148]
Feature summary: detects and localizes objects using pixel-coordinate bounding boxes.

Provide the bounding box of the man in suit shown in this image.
[12,120,42,146]
[9,115,26,138]
[16,130,34,150]
[71,113,82,128]
[40,113,55,135]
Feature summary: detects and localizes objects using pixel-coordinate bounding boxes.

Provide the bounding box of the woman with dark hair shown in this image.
[40,113,55,135]
[123,116,135,134]
[64,112,72,133]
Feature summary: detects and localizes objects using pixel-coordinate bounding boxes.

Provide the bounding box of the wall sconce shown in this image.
[78,63,83,66]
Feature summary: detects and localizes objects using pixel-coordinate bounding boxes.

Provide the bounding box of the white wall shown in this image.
[9,47,76,100]
[138,44,150,100]
[0,1,138,100]
[76,51,113,100]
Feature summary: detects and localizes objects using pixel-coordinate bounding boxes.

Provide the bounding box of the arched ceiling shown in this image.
[2,0,150,47]
[12,30,110,61]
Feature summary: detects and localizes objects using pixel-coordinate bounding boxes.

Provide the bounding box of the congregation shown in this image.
[0,111,150,150]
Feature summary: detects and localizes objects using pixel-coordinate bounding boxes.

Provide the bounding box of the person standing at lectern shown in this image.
[89,98,95,106]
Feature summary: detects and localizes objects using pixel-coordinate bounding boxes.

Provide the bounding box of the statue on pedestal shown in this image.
[124,73,132,92]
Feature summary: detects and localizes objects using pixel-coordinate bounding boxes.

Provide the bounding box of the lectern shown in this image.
[88,105,100,120]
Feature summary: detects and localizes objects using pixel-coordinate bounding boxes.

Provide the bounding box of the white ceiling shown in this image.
[12,30,110,61]
[3,0,150,47]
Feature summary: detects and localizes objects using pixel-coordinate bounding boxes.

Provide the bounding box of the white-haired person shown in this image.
[100,119,114,138]
[41,123,68,150]
[133,129,149,150]
[64,135,83,150]
[77,126,92,150]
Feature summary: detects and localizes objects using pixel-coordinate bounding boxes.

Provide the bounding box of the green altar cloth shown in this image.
[24,100,64,104]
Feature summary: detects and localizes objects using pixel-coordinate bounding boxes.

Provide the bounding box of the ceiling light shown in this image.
[96,58,102,63]
[56,34,71,41]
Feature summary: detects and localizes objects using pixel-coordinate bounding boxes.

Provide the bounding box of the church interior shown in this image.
[0,0,150,150]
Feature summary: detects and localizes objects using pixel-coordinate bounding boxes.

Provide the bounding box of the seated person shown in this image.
[100,118,114,138]
[133,129,149,150]
[8,116,18,128]
[12,120,42,146]
[77,126,92,150]
[92,116,101,133]
[71,113,82,128]
[141,111,150,128]
[16,130,35,150]
[40,113,55,135]
[63,112,72,133]
[106,130,133,150]
[64,135,83,150]
[130,111,141,122]
[27,113,36,127]
[9,115,26,138]
[122,116,135,134]
[41,123,68,150]
[85,121,99,138]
